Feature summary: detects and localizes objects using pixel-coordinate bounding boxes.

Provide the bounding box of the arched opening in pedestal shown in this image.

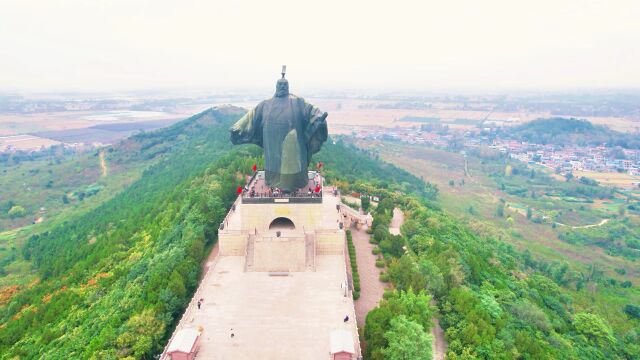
[269,217,295,230]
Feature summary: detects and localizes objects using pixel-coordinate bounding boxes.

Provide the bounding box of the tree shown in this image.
[380,234,405,258]
[579,176,598,186]
[400,219,419,239]
[526,207,532,220]
[419,257,444,296]
[388,256,426,291]
[496,203,504,217]
[624,304,640,319]
[618,205,626,217]
[377,198,395,214]
[8,205,26,218]
[511,300,551,333]
[365,289,434,359]
[361,195,371,211]
[573,312,614,346]
[116,309,166,358]
[382,315,433,360]
[1,199,15,213]
[373,226,388,244]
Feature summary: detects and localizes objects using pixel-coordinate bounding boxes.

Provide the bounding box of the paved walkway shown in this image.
[389,208,404,235]
[166,256,358,360]
[200,242,219,281]
[353,228,388,330]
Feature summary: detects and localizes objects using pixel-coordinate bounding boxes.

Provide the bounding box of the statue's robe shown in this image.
[230,94,328,190]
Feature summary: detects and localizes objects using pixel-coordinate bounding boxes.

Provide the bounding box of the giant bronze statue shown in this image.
[230,66,328,191]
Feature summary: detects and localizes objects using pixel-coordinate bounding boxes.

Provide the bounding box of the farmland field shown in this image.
[0,135,60,151]
[31,118,178,144]
[307,98,640,134]
[574,170,640,189]
[0,109,199,146]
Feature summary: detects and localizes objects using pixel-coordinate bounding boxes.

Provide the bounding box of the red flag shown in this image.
[252,163,257,172]
[314,185,321,193]
[316,162,324,170]
[236,186,243,194]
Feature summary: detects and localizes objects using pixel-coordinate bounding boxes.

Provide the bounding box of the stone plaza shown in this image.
[163,171,361,359]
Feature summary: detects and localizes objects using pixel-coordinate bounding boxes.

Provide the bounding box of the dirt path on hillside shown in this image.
[556,218,609,229]
[99,150,108,177]
[432,316,447,360]
[389,207,404,235]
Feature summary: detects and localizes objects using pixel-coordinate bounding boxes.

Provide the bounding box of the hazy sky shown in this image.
[1,0,639,92]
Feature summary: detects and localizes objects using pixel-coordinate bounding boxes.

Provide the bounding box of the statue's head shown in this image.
[275,78,289,98]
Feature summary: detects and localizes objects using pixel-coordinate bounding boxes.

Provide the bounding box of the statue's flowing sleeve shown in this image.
[303,100,328,162]
[229,104,264,147]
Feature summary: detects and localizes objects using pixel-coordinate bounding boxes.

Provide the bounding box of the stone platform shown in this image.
[162,173,360,359]
[168,255,358,359]
[217,174,345,270]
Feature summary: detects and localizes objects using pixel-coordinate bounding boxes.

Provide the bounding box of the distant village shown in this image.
[350,125,640,178]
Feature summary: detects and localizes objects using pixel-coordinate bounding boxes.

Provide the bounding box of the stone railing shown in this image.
[218,196,241,230]
[242,192,323,204]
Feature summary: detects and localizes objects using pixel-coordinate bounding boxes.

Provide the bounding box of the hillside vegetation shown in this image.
[502,118,640,149]
[0,107,260,358]
[348,141,639,359]
[363,189,638,359]
[1,108,638,359]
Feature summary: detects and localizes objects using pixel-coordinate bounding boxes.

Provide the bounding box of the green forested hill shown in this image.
[1,108,638,359]
[0,107,261,358]
[502,118,640,148]
[1,111,438,359]
[317,141,639,359]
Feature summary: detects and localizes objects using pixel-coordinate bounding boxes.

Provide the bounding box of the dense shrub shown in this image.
[379,272,390,282]
[346,230,360,299]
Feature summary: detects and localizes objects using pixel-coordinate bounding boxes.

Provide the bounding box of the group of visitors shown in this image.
[237,171,325,198]
[242,185,323,198]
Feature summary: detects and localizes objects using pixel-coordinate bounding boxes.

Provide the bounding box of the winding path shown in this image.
[99,150,108,177]
[555,218,609,229]
[431,316,447,360]
[389,207,404,235]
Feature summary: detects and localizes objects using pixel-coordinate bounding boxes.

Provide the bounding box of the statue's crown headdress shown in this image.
[281,65,286,79]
